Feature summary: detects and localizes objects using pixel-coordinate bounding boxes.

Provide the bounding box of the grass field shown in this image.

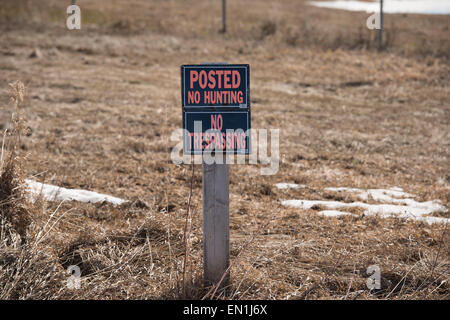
[0,0,449,299]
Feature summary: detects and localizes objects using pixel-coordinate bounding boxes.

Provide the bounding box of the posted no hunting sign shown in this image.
[181,64,251,155]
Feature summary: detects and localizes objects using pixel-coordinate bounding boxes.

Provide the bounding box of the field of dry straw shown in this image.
[0,0,449,299]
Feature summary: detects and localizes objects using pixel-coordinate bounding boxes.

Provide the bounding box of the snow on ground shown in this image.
[317,210,355,217]
[280,186,448,224]
[275,183,306,190]
[26,179,127,205]
[325,186,412,199]
[309,0,450,15]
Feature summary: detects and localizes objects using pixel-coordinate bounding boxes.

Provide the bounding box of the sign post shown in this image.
[181,64,250,288]
[202,162,229,286]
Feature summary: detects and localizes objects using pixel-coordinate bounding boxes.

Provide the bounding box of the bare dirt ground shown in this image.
[0,0,449,299]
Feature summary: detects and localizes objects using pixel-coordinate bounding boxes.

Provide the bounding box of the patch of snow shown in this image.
[309,0,450,15]
[326,186,413,201]
[325,187,441,210]
[282,187,448,224]
[26,179,127,205]
[318,210,355,217]
[275,183,306,190]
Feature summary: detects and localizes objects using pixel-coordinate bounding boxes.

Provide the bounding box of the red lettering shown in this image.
[230,91,236,104]
[187,91,195,104]
[190,71,198,89]
[216,91,222,104]
[217,114,223,130]
[223,70,232,89]
[199,71,207,89]
[232,70,241,88]
[237,91,243,104]
[211,114,223,130]
[215,70,224,88]
[194,91,200,103]
[208,70,216,89]
[211,114,217,129]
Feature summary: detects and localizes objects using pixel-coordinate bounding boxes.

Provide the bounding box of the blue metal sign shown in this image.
[181,64,249,108]
[181,64,250,155]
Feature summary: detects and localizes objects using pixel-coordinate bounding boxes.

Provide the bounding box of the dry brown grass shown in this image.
[0,81,31,242]
[0,81,67,299]
[1,0,449,60]
[0,0,448,300]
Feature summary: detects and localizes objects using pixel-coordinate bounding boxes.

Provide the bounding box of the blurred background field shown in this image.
[1,0,449,59]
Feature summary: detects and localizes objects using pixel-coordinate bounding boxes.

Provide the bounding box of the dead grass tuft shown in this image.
[0,81,31,242]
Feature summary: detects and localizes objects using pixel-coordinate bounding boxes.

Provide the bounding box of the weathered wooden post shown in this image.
[202,160,229,286]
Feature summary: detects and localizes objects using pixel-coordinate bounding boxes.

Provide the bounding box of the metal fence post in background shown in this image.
[221,0,227,33]
[379,0,383,49]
